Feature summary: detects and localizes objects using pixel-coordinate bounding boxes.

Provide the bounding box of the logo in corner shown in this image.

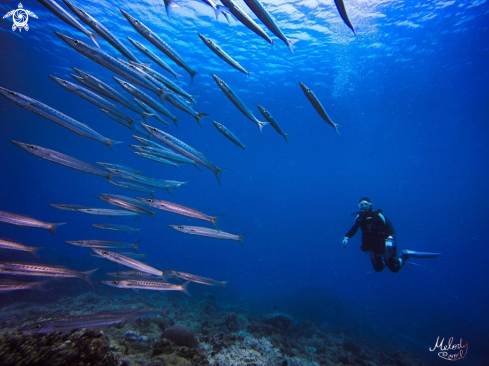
[430,337,468,361]
[3,3,38,32]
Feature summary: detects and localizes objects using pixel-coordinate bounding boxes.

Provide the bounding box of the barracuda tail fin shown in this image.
[238,233,247,247]
[81,268,99,287]
[287,39,299,53]
[30,247,44,258]
[221,280,228,290]
[214,167,229,185]
[89,32,101,49]
[132,240,141,253]
[47,222,66,235]
[215,5,227,21]
[33,280,49,292]
[196,112,209,127]
[211,214,224,230]
[333,123,341,135]
[190,70,198,85]
[257,121,269,133]
[181,280,191,297]
[106,139,124,152]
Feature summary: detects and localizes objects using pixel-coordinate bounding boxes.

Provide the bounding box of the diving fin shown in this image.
[402,250,441,260]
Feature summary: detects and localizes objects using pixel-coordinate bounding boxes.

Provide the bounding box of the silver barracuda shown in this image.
[108,180,155,197]
[0,87,121,150]
[257,105,289,143]
[107,270,160,279]
[198,34,249,77]
[299,82,340,134]
[242,0,297,52]
[105,168,174,192]
[132,135,172,151]
[212,121,246,151]
[113,77,178,124]
[168,225,244,245]
[212,74,268,133]
[334,0,356,36]
[54,32,166,100]
[48,75,134,124]
[70,74,105,97]
[62,0,141,62]
[49,204,91,212]
[11,141,112,179]
[119,9,198,83]
[96,162,141,174]
[126,37,179,80]
[92,249,165,277]
[134,98,169,126]
[199,0,231,21]
[130,62,194,104]
[72,68,149,119]
[37,0,100,48]
[0,262,98,286]
[0,210,65,235]
[0,280,48,293]
[92,224,141,234]
[136,197,220,229]
[0,239,43,257]
[142,124,224,184]
[164,93,209,127]
[96,194,155,217]
[65,239,140,252]
[169,270,227,289]
[134,152,179,168]
[77,208,141,217]
[101,109,151,137]
[218,0,272,45]
[102,279,190,296]
[19,308,141,334]
[131,144,200,169]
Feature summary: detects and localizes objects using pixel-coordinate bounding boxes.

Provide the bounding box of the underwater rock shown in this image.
[161,324,199,349]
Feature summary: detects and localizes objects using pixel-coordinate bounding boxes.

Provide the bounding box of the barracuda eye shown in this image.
[74,40,79,45]
[34,324,42,329]
[147,199,153,203]
[151,127,157,132]
[102,251,108,255]
[178,225,184,229]
[112,281,118,285]
[8,91,15,95]
[27,145,36,150]
[77,241,82,244]
[135,20,139,25]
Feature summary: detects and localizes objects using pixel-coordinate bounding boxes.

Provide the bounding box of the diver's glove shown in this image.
[342,237,349,248]
[385,236,394,248]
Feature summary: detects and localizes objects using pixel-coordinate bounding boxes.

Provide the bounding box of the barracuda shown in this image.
[136,197,220,229]
[242,0,298,52]
[0,210,65,235]
[0,86,121,150]
[212,121,246,151]
[120,9,198,83]
[102,279,190,296]
[37,0,100,48]
[299,82,340,134]
[212,74,268,133]
[257,105,289,143]
[55,32,166,100]
[141,124,224,184]
[63,0,141,62]
[198,34,250,77]
[168,225,244,246]
[92,249,165,277]
[0,239,43,257]
[126,37,179,80]
[11,141,112,179]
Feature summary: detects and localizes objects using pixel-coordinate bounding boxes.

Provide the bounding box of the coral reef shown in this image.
[0,291,425,366]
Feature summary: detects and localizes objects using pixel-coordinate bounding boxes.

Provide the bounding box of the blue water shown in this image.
[1,0,488,363]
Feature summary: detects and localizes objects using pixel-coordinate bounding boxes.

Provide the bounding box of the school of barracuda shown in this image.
[0,0,355,331]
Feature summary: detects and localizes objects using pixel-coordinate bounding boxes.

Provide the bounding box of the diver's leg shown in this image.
[385,239,402,273]
[369,250,385,272]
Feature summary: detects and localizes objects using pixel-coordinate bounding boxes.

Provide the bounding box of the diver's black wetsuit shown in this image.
[345,208,402,272]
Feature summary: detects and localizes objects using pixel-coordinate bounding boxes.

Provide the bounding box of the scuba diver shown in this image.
[342,197,440,272]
